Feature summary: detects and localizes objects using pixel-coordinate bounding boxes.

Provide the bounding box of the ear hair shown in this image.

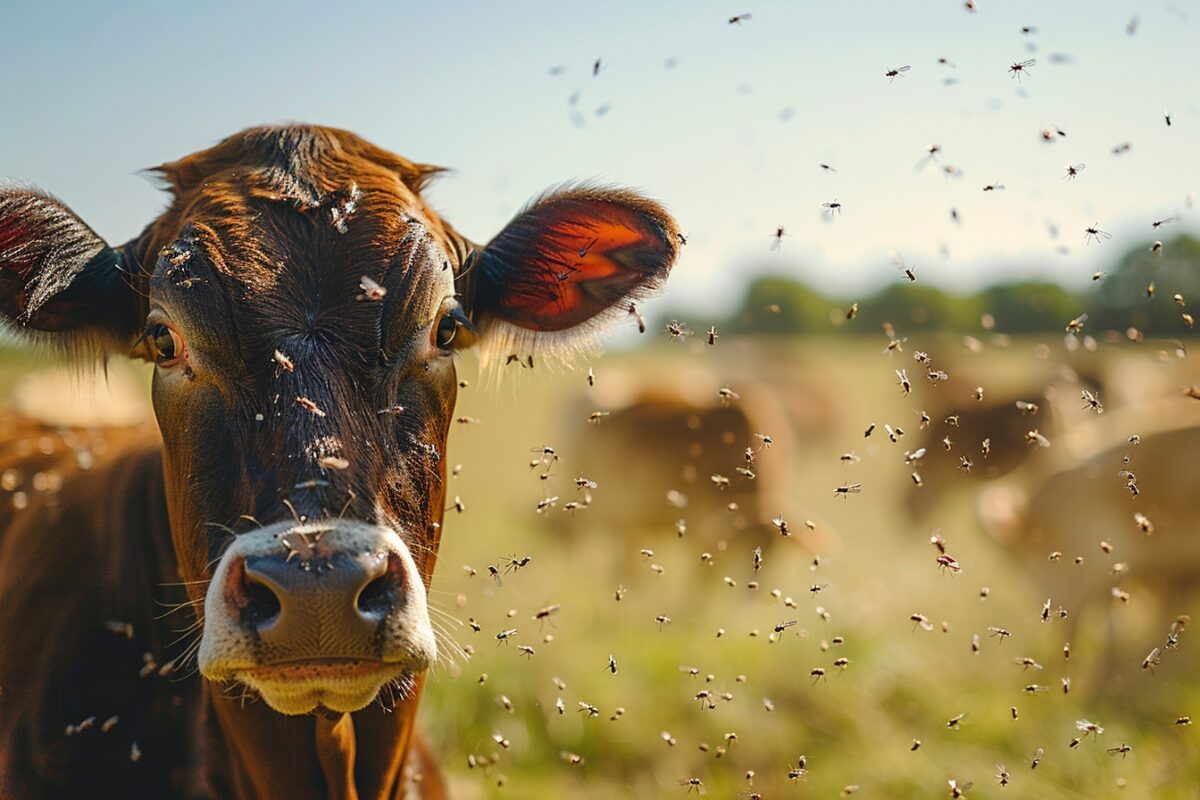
[0,187,141,363]
[469,183,679,374]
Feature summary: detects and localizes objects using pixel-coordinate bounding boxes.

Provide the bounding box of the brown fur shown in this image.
[0,124,679,798]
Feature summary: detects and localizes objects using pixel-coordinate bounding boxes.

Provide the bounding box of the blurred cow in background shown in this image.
[562,366,803,550]
[902,349,1186,521]
[978,396,1200,646]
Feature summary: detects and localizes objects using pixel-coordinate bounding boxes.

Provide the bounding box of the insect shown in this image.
[1164,111,1172,126]
[890,250,917,282]
[948,778,973,798]
[499,554,532,573]
[1016,400,1040,415]
[774,619,799,634]
[915,144,942,171]
[680,777,703,793]
[1064,163,1086,180]
[727,13,752,24]
[819,163,837,172]
[1142,647,1162,672]
[1084,224,1111,244]
[1030,747,1044,769]
[296,396,326,418]
[988,626,1013,642]
[516,645,535,658]
[946,713,966,730]
[1016,656,1044,671]
[822,200,843,216]
[896,369,911,395]
[834,483,862,499]
[995,765,1010,786]
[272,349,295,372]
[936,554,962,574]
[1008,58,1036,81]
[607,655,617,674]
[592,58,602,77]
[911,613,934,632]
[772,514,790,536]
[770,225,787,250]
[1107,743,1132,758]
[885,65,911,82]
[655,615,672,629]
[707,326,719,345]
[665,319,692,339]
[1076,719,1104,738]
[627,302,647,333]
[982,182,1006,192]
[1152,216,1176,228]
[1081,389,1104,414]
[495,628,518,645]
[357,275,387,301]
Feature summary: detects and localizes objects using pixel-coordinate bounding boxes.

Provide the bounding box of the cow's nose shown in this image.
[236,547,400,649]
[199,521,436,686]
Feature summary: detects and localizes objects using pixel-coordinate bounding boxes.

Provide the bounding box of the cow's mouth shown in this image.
[236,658,409,715]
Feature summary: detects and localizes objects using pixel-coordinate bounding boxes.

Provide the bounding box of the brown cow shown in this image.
[566,374,795,546]
[0,125,679,798]
[978,397,1200,637]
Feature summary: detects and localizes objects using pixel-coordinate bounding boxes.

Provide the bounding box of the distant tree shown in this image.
[856,283,981,332]
[1088,235,1200,335]
[979,281,1078,333]
[725,274,832,334]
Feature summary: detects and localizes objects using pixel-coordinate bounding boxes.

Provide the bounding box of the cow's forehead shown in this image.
[139,127,461,341]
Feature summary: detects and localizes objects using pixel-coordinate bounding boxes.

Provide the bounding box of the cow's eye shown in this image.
[141,323,186,366]
[432,299,477,352]
[435,314,458,349]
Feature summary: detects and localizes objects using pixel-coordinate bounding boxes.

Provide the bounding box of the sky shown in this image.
[2,0,1198,319]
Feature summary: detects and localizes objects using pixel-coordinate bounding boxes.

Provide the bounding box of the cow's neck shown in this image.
[201,677,423,800]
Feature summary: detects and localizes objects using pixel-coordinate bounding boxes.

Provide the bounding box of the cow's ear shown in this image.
[0,188,141,356]
[464,185,680,364]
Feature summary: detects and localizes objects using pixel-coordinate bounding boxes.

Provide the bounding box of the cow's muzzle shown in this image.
[198,520,436,715]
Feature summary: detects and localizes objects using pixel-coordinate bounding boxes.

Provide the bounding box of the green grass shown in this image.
[3,334,1198,799]
[423,334,1200,799]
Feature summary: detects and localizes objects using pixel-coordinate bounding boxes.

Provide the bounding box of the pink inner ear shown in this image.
[0,214,43,277]
[489,201,674,332]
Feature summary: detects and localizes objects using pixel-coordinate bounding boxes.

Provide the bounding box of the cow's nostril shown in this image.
[242,578,282,629]
[356,573,393,619]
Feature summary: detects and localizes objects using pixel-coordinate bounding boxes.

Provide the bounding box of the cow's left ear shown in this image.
[0,188,141,355]
[462,185,680,361]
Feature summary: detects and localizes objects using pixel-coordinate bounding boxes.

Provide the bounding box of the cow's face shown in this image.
[0,126,679,715]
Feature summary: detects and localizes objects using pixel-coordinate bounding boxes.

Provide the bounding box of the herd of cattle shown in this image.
[567,346,1199,639]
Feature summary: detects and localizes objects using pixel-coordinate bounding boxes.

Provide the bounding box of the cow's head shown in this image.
[0,125,678,715]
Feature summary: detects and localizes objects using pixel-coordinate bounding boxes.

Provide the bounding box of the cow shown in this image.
[0,125,680,799]
[564,371,797,549]
[902,359,1107,521]
[977,396,1200,646]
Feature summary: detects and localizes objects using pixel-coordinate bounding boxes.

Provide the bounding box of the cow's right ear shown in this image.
[0,188,141,355]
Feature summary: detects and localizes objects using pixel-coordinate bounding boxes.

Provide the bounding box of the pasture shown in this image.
[421,334,1200,799]
[7,331,1191,798]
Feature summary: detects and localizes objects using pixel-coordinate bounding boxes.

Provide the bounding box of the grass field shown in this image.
[422,333,1200,800]
[3,332,1198,799]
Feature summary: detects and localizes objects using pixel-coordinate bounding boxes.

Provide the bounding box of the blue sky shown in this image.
[2,0,1197,316]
